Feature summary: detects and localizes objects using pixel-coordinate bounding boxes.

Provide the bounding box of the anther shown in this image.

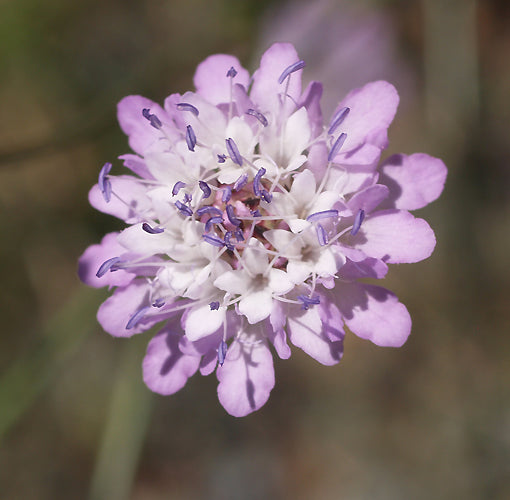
[226,138,243,166]
[307,210,339,222]
[224,231,235,250]
[142,108,162,129]
[203,234,225,247]
[205,216,224,232]
[126,306,151,330]
[217,154,227,163]
[246,109,268,127]
[226,204,241,227]
[176,102,199,116]
[278,60,306,84]
[98,162,112,203]
[328,132,347,162]
[175,201,193,217]
[142,222,164,234]
[226,67,237,78]
[316,224,328,246]
[297,295,321,310]
[186,125,197,151]
[234,228,245,241]
[217,340,228,366]
[251,209,261,218]
[351,209,365,236]
[222,186,232,202]
[152,298,166,308]
[199,181,212,198]
[209,301,220,311]
[96,256,121,278]
[233,173,248,192]
[328,107,350,135]
[253,167,266,197]
[172,181,186,196]
[196,205,223,217]
[260,189,272,203]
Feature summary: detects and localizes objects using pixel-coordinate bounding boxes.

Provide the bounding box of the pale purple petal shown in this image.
[118,154,154,179]
[336,283,411,347]
[348,184,390,214]
[299,81,324,137]
[217,340,275,417]
[143,325,200,396]
[268,301,292,359]
[379,153,448,210]
[351,209,436,264]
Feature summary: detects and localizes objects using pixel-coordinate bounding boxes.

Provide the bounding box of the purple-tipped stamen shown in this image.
[226,138,243,166]
[278,60,306,84]
[183,193,192,204]
[142,108,162,129]
[260,190,272,203]
[218,340,228,366]
[217,154,227,163]
[203,234,225,247]
[226,66,238,78]
[222,186,232,202]
[152,298,166,308]
[175,200,193,217]
[251,209,261,218]
[226,204,241,227]
[196,205,223,217]
[199,181,212,199]
[234,228,245,242]
[233,173,248,192]
[205,216,224,232]
[176,102,199,116]
[246,109,268,127]
[98,162,112,203]
[224,231,235,250]
[351,209,365,236]
[96,256,121,278]
[253,167,266,197]
[328,133,347,162]
[307,210,339,223]
[126,306,151,330]
[186,125,197,152]
[328,107,350,135]
[316,224,328,246]
[209,301,220,311]
[297,294,321,310]
[142,222,164,234]
[172,181,186,196]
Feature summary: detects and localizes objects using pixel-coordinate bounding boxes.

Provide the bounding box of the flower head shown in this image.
[78,43,447,417]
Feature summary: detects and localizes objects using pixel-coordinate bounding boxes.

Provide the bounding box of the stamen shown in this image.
[226,138,243,166]
[217,340,228,366]
[175,201,193,217]
[217,154,227,163]
[199,181,212,198]
[186,125,197,151]
[152,298,166,308]
[351,209,365,236]
[209,301,220,310]
[246,109,268,127]
[205,216,224,232]
[98,162,112,203]
[233,173,248,192]
[172,181,186,196]
[328,107,350,135]
[234,228,245,242]
[196,205,223,217]
[126,306,151,330]
[278,60,306,84]
[316,224,328,246]
[297,294,321,310]
[253,167,266,197]
[142,108,162,129]
[224,231,235,250]
[96,256,121,278]
[226,66,238,78]
[307,209,339,222]
[328,132,347,162]
[251,209,261,218]
[260,189,272,203]
[183,193,192,204]
[142,222,164,234]
[176,102,199,116]
[226,204,241,227]
[203,234,225,247]
[222,186,232,202]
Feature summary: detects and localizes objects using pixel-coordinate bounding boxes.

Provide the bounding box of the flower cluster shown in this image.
[78,43,446,417]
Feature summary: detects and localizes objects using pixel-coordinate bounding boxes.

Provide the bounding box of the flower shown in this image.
[78,43,447,417]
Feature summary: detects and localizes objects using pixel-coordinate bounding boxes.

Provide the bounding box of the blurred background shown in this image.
[1,0,509,498]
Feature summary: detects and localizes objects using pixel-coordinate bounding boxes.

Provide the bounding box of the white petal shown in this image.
[214,270,250,295]
[239,290,273,324]
[184,304,225,341]
[268,268,294,294]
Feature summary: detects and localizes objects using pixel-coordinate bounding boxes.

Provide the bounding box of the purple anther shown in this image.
[126,306,151,330]
[96,256,121,278]
[234,228,245,242]
[209,301,220,311]
[224,231,235,250]
[246,109,268,127]
[253,167,266,197]
[175,200,193,217]
[226,66,238,78]
[226,204,241,227]
[142,108,162,129]
[328,132,347,162]
[217,340,228,366]
[186,125,197,151]
[316,224,328,246]
[203,234,225,247]
[217,154,227,163]
[251,209,261,218]
[307,209,339,223]
[142,222,164,234]
[222,186,232,202]
[196,205,223,217]
[183,193,192,204]
[98,162,112,203]
[351,209,365,236]
[233,173,248,192]
[199,181,212,198]
[152,298,166,308]
[226,138,243,166]
[278,60,306,84]
[205,216,223,232]
[260,189,272,203]
[328,107,350,135]
[142,108,151,120]
[176,102,199,116]
[172,181,186,196]
[297,294,321,310]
